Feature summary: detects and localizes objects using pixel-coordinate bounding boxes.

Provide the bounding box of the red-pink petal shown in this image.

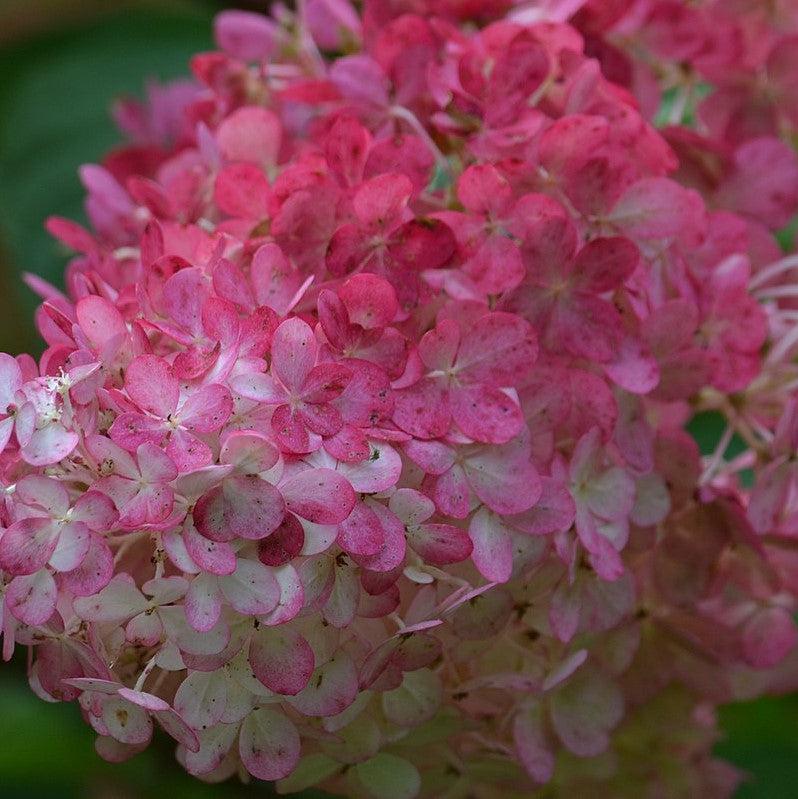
[407,522,472,565]
[214,162,270,219]
[393,377,450,440]
[76,295,127,352]
[217,106,281,166]
[338,274,398,329]
[451,384,524,444]
[194,475,285,542]
[455,312,537,386]
[257,512,305,567]
[271,317,319,391]
[353,173,412,227]
[280,468,356,525]
[337,501,385,556]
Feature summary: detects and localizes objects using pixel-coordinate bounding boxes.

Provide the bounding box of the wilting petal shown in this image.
[102,697,153,746]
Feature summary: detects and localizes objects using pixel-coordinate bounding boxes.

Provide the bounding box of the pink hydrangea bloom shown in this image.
[2,1,798,797]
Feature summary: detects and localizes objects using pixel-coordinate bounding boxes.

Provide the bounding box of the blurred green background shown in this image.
[0,1,796,797]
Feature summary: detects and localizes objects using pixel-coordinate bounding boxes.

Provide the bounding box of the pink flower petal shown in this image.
[185,723,239,776]
[214,162,270,219]
[393,377,450,440]
[257,512,305,567]
[322,563,360,628]
[609,177,705,241]
[174,670,228,730]
[572,236,638,293]
[271,317,319,391]
[301,363,352,404]
[249,626,315,695]
[550,669,623,758]
[194,475,285,542]
[0,519,59,575]
[513,705,555,784]
[741,606,798,669]
[353,173,413,227]
[59,534,113,596]
[469,508,514,583]
[183,521,237,576]
[259,564,305,626]
[22,423,79,466]
[339,274,398,329]
[231,371,287,404]
[451,384,524,444]
[287,651,359,717]
[6,570,57,625]
[73,490,119,532]
[0,353,23,409]
[418,319,460,372]
[180,385,233,433]
[455,312,538,386]
[217,106,282,166]
[463,435,542,514]
[214,9,279,61]
[108,413,165,452]
[407,523,472,566]
[507,477,576,536]
[337,501,385,556]
[166,428,214,471]
[352,501,407,573]
[335,441,403,493]
[49,521,91,573]
[125,355,178,418]
[73,575,148,622]
[280,468,356,525]
[153,707,201,752]
[75,295,127,352]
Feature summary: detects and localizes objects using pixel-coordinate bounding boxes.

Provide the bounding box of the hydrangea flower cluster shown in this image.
[3,1,798,796]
